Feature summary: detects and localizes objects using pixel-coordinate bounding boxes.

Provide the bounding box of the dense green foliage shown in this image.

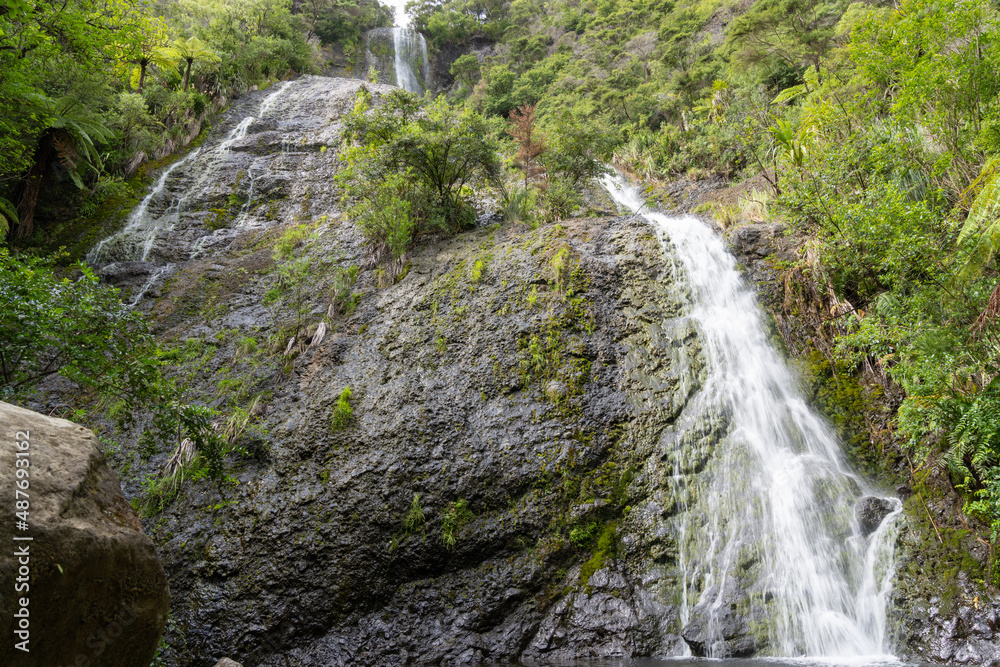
[338,88,504,263]
[310,0,392,46]
[0,248,228,482]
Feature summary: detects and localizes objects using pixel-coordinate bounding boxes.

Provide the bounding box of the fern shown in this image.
[942,390,1000,491]
[957,156,1000,279]
[0,197,16,237]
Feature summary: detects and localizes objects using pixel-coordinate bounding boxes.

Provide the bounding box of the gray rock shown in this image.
[856,496,896,537]
[0,401,169,667]
[214,659,243,667]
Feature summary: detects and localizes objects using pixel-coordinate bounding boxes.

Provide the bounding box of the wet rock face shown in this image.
[856,496,896,537]
[149,210,703,666]
[0,401,169,667]
[77,75,713,666]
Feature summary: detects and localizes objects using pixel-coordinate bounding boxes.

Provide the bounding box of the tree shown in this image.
[507,104,546,187]
[126,19,173,93]
[540,112,615,187]
[157,37,222,91]
[338,89,503,272]
[727,0,847,89]
[14,95,115,239]
[341,89,503,232]
[450,53,481,89]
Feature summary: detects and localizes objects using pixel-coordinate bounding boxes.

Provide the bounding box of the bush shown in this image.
[351,173,416,262]
[330,387,353,431]
[0,249,228,488]
[339,89,503,260]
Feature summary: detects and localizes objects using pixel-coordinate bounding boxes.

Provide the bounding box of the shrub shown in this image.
[339,90,504,260]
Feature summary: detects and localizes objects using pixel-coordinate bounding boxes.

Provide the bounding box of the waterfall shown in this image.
[392,27,429,94]
[87,82,290,268]
[365,28,430,94]
[86,148,201,264]
[601,173,902,660]
[364,0,430,94]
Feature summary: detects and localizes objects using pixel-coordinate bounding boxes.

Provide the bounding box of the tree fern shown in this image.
[0,197,16,237]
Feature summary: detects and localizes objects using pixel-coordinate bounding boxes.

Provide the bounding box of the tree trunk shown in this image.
[138,59,148,93]
[183,58,193,91]
[15,133,55,239]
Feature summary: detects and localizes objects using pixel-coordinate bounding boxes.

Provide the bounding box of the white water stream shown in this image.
[87,82,290,269]
[392,28,430,94]
[600,173,902,660]
[366,0,430,94]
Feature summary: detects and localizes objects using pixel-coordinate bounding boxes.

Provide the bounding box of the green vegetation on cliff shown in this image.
[405,0,1000,555]
[5,0,1000,582]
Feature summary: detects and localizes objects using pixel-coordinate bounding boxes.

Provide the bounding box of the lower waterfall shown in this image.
[601,173,902,660]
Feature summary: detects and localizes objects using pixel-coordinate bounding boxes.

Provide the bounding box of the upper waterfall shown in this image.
[601,173,902,660]
[365,0,430,94]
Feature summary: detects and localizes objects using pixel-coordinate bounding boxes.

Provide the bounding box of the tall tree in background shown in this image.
[14,96,114,238]
[507,104,546,187]
[727,0,846,89]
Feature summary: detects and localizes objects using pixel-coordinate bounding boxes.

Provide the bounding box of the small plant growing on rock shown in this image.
[404,493,425,533]
[441,499,473,550]
[330,264,361,317]
[470,259,485,283]
[330,387,353,431]
[550,247,571,295]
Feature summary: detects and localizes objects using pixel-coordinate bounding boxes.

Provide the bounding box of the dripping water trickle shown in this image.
[86,81,291,273]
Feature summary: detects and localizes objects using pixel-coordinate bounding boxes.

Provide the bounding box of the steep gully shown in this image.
[82,73,908,665]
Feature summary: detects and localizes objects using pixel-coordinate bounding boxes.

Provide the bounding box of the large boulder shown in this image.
[0,401,169,666]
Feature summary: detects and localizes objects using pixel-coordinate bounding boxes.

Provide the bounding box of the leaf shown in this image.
[958,157,1000,279]
[772,84,806,106]
[0,197,16,237]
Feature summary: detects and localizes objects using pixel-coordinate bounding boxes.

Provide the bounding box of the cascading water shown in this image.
[87,82,290,268]
[365,0,430,94]
[392,28,430,94]
[601,173,902,661]
[87,148,201,264]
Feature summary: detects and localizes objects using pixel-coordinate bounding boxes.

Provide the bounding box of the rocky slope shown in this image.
[77,74,992,665]
[80,75,702,664]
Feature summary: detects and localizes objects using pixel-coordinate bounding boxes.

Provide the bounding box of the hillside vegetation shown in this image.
[406,0,1000,564]
[5,0,1000,575]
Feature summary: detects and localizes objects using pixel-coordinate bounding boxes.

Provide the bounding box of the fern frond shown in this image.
[0,196,15,237]
[772,84,806,106]
[957,157,1000,279]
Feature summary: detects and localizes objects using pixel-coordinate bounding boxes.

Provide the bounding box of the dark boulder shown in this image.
[856,496,897,537]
